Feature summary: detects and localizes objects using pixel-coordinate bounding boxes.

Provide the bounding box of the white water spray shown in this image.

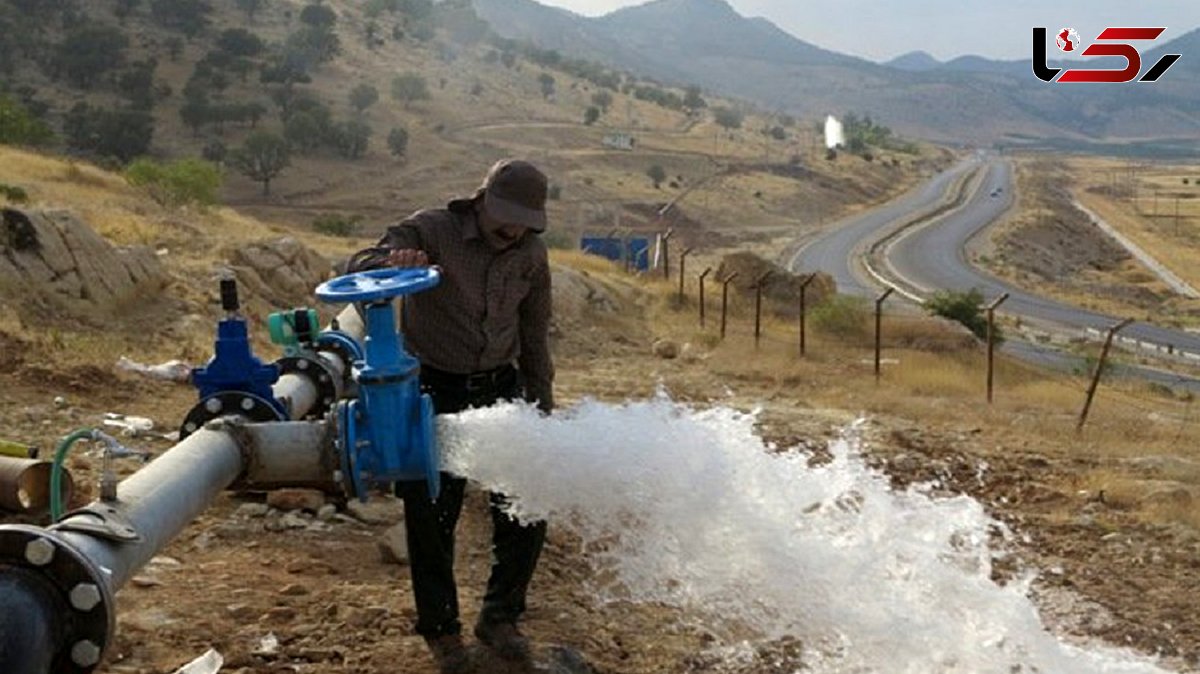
[825,116,845,150]
[440,396,1172,674]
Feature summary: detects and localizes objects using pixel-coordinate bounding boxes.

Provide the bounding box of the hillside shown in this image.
[0,0,939,256]
[472,0,1200,143]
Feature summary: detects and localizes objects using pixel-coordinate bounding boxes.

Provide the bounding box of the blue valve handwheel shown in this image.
[316,267,441,304]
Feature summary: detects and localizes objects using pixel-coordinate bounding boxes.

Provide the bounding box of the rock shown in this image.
[279,512,310,529]
[130,575,162,588]
[235,502,271,519]
[266,489,326,513]
[316,504,337,522]
[346,497,403,525]
[652,339,679,359]
[377,523,409,565]
[53,395,67,409]
[347,606,389,629]
[1140,483,1196,509]
[280,583,310,596]
[226,603,258,621]
[260,606,297,625]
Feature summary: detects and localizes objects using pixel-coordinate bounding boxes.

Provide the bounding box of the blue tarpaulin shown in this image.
[580,237,650,271]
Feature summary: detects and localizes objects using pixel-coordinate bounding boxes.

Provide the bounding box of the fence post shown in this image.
[699,268,713,328]
[986,293,1010,404]
[799,274,816,357]
[678,247,694,303]
[661,228,675,280]
[720,272,739,340]
[1077,318,1134,431]
[874,288,895,381]
[754,271,771,348]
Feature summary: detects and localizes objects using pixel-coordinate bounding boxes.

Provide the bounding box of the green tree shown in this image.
[538,73,556,99]
[54,25,128,88]
[647,164,666,188]
[584,106,600,126]
[235,0,266,20]
[150,0,212,37]
[683,84,706,110]
[391,73,430,108]
[333,119,371,159]
[349,83,380,114]
[0,96,54,146]
[125,157,223,208]
[64,104,154,163]
[713,106,743,130]
[284,112,322,154]
[591,90,612,112]
[230,131,290,196]
[387,126,409,157]
[300,3,337,30]
[925,288,995,342]
[217,29,264,57]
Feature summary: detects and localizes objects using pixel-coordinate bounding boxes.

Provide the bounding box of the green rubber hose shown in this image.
[50,428,93,522]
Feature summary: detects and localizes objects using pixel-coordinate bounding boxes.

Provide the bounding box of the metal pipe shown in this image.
[235,421,336,490]
[52,427,244,593]
[0,457,73,514]
[0,568,64,674]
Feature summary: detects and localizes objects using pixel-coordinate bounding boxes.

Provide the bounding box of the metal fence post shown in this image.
[720,272,739,340]
[799,274,816,357]
[986,293,1009,404]
[661,228,675,280]
[754,271,771,348]
[874,288,895,381]
[699,267,713,328]
[1077,318,1134,431]
[678,247,694,303]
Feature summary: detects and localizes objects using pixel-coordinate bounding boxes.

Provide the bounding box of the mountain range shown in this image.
[473,0,1200,143]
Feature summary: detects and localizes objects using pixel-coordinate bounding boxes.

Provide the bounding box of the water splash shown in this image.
[825,116,845,150]
[439,396,1172,674]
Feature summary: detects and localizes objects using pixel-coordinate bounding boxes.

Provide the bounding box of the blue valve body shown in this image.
[192,316,285,417]
[317,268,442,501]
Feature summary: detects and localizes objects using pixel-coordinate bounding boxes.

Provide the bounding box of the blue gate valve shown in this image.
[316,268,442,501]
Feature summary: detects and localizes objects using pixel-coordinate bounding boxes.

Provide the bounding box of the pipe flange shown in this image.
[277,355,341,419]
[0,525,116,673]
[179,392,287,440]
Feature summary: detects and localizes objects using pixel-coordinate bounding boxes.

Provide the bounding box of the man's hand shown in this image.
[387,249,429,268]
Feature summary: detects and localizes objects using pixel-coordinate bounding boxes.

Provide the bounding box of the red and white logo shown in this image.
[1033,27,1182,83]
[1056,27,1081,52]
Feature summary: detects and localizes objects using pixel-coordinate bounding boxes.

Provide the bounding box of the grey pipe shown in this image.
[51,427,243,593]
[235,421,335,490]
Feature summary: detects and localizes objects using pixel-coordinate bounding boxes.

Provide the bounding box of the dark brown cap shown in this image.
[480,159,548,232]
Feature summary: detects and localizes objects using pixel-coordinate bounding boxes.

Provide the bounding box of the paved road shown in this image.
[790,155,1200,392]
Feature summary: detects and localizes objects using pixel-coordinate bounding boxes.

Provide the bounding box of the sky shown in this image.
[534,0,1200,62]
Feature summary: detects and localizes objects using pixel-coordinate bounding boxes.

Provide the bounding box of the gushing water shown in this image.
[825,115,845,150]
[439,396,1173,673]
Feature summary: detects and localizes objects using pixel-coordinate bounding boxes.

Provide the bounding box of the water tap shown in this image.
[89,430,152,502]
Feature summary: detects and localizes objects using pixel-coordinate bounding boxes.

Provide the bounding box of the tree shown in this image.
[538,73,556,99]
[591,90,612,112]
[925,288,995,342]
[54,25,128,88]
[299,3,337,30]
[63,104,154,163]
[683,85,706,110]
[584,106,600,126]
[349,83,379,114]
[0,96,54,146]
[235,0,266,20]
[647,164,666,188]
[150,0,212,37]
[713,106,743,130]
[333,119,371,159]
[284,112,322,154]
[387,127,409,158]
[217,29,264,57]
[230,132,289,196]
[768,125,787,141]
[125,158,223,208]
[391,73,430,108]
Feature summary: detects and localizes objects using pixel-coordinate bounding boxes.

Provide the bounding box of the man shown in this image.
[347,159,554,673]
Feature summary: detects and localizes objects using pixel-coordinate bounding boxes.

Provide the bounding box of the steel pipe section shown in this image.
[0,457,73,514]
[232,420,337,491]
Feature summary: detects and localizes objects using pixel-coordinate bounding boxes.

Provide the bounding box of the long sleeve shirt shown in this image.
[347,204,555,410]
